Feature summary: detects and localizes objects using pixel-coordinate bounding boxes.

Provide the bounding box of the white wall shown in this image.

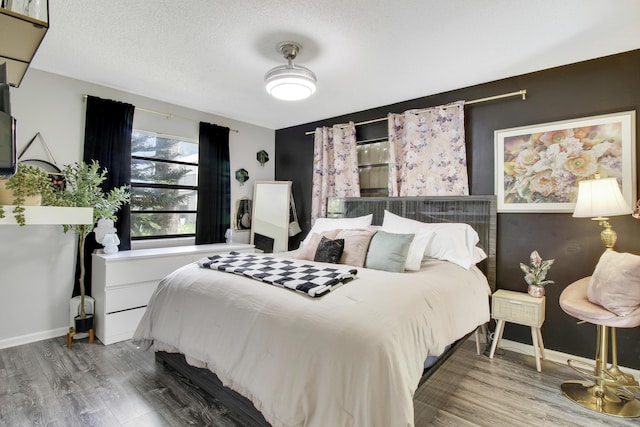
[0,69,275,348]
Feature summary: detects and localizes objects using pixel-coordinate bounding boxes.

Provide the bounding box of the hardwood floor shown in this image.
[0,336,243,427]
[415,342,639,426]
[0,336,638,426]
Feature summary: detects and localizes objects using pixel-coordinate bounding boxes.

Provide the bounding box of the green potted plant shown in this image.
[55,160,130,332]
[520,250,554,298]
[0,163,56,226]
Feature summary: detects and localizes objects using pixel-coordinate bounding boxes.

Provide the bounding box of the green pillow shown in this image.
[365,230,414,272]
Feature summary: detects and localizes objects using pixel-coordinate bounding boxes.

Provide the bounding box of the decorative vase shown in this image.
[236,198,251,230]
[528,284,545,298]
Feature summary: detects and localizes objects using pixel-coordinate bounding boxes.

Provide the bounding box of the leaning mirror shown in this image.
[250,180,291,253]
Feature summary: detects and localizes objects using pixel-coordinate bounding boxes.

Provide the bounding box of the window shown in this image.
[357,137,389,197]
[130,130,198,239]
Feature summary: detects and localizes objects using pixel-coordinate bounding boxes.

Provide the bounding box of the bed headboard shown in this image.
[327,195,497,291]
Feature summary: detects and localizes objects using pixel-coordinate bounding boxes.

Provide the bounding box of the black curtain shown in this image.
[196,122,230,244]
[74,95,134,297]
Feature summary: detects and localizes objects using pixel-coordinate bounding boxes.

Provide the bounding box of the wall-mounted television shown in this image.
[0,63,17,177]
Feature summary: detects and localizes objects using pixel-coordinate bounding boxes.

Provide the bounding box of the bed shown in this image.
[133,195,496,427]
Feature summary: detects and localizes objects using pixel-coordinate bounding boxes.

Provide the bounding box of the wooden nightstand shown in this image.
[489,289,546,372]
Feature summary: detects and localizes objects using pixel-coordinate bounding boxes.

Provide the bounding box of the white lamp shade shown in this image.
[572,177,631,218]
[265,65,317,101]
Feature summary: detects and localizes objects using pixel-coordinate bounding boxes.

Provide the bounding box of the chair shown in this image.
[559,276,640,417]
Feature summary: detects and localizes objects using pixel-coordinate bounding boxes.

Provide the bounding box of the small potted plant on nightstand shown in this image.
[0,163,56,225]
[54,160,130,335]
[520,250,554,297]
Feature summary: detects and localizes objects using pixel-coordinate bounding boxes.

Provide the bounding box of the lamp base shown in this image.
[592,218,617,250]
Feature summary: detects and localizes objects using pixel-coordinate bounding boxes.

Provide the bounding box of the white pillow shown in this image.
[382,210,481,269]
[300,214,373,247]
[473,246,488,264]
[426,223,481,269]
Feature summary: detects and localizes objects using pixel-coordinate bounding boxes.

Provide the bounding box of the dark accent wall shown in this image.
[276,49,640,369]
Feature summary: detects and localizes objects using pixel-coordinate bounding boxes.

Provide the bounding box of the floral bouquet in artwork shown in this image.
[502,123,624,204]
[520,250,555,288]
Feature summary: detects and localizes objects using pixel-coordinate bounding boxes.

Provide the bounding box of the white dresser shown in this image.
[92,243,255,345]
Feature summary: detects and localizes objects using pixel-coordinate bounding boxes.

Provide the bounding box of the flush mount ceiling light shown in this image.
[265,42,317,101]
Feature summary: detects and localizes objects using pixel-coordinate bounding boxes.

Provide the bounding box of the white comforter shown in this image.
[133,256,490,427]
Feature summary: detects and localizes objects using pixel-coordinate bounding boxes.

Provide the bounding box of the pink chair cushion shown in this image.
[587,250,640,316]
[560,277,640,328]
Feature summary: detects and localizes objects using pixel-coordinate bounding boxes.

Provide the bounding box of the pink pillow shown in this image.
[587,251,640,316]
[335,228,377,267]
[294,230,341,261]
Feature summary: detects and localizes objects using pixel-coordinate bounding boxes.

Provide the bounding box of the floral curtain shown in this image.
[388,101,469,196]
[311,122,359,222]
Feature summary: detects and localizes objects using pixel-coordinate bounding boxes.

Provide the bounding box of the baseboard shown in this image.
[2,328,639,380]
[475,335,640,379]
[0,327,69,350]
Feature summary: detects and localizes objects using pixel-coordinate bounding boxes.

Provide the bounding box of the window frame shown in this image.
[357,137,389,197]
[130,130,199,240]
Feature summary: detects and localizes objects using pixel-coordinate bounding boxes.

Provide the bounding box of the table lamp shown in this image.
[572,176,631,250]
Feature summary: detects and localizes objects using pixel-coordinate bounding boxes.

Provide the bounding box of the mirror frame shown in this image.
[250,180,291,253]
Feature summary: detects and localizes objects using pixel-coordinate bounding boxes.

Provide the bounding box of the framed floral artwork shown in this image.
[495,111,636,213]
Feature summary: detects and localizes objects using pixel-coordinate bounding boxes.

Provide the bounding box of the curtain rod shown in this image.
[82,95,239,133]
[304,89,527,135]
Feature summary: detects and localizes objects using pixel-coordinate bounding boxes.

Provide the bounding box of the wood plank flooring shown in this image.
[0,336,638,426]
[415,342,639,426]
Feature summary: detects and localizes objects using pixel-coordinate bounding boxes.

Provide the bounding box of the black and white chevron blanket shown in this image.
[198,252,357,297]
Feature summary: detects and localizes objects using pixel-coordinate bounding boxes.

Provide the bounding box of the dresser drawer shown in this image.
[103,255,194,287]
[98,307,148,345]
[491,290,545,327]
[105,281,157,314]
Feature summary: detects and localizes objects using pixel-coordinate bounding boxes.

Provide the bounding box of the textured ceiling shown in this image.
[31,0,640,130]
